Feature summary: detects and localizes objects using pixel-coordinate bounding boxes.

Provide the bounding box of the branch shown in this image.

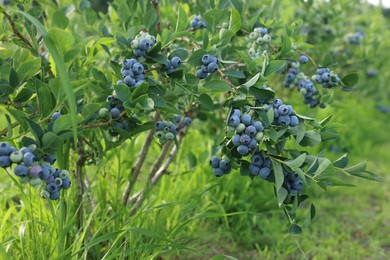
[129,127,187,216]
[217,69,239,94]
[122,128,155,206]
[0,122,18,137]
[2,11,33,48]
[148,141,172,180]
[151,0,162,33]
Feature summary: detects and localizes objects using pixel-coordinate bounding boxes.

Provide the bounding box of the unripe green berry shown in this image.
[10,151,24,163]
[160,137,167,144]
[236,123,246,133]
[28,144,37,152]
[300,88,307,95]
[99,108,109,118]
[262,34,272,43]
[155,131,165,138]
[131,39,139,48]
[165,132,175,140]
[255,132,264,142]
[163,121,173,127]
[29,177,42,187]
[59,170,70,179]
[40,190,50,199]
[54,177,63,186]
[221,155,230,162]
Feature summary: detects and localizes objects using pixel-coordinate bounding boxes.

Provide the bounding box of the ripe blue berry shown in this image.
[219,160,230,171]
[299,55,309,64]
[245,125,257,137]
[196,69,208,79]
[290,115,299,127]
[29,165,42,178]
[251,154,264,166]
[278,115,291,126]
[239,134,251,145]
[124,76,136,86]
[51,112,61,122]
[229,115,241,127]
[241,114,252,126]
[0,142,12,156]
[184,117,192,126]
[139,38,152,51]
[252,121,264,132]
[207,62,218,73]
[259,167,271,179]
[171,57,181,68]
[237,145,249,156]
[110,108,121,119]
[23,152,35,167]
[249,165,260,175]
[14,164,28,176]
[232,135,241,146]
[201,55,212,65]
[209,156,220,168]
[62,177,71,189]
[213,168,224,177]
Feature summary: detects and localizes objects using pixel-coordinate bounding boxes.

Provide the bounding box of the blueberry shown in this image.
[124,76,136,86]
[123,58,137,69]
[278,115,291,126]
[50,191,60,200]
[0,142,12,156]
[235,123,246,133]
[241,114,252,126]
[133,48,146,57]
[219,160,230,171]
[59,170,70,179]
[273,108,279,118]
[41,165,51,180]
[259,167,271,179]
[23,152,35,167]
[232,134,241,146]
[46,182,59,193]
[41,190,50,199]
[190,19,198,27]
[321,73,330,81]
[249,165,260,175]
[201,55,212,65]
[239,134,251,145]
[317,68,325,75]
[139,38,152,51]
[273,99,283,108]
[155,121,165,131]
[169,124,177,134]
[263,158,271,168]
[209,156,220,168]
[207,62,218,73]
[245,125,257,137]
[29,165,42,178]
[237,145,249,156]
[122,69,134,78]
[46,154,56,165]
[232,109,241,117]
[184,117,192,126]
[165,132,175,140]
[290,115,299,127]
[299,55,309,64]
[45,175,55,184]
[229,115,241,127]
[29,178,42,187]
[14,164,28,176]
[248,138,258,149]
[61,177,71,189]
[110,108,121,119]
[171,57,181,68]
[213,167,224,177]
[259,27,268,35]
[252,121,264,132]
[196,69,208,79]
[198,21,207,28]
[51,112,61,122]
[278,105,289,116]
[132,63,144,74]
[155,131,164,139]
[251,154,263,166]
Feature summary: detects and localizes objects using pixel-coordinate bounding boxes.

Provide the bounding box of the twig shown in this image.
[151,0,162,33]
[2,11,33,48]
[217,69,239,94]
[296,49,317,67]
[148,141,172,180]
[129,127,187,216]
[82,111,126,129]
[0,122,18,137]
[121,128,155,206]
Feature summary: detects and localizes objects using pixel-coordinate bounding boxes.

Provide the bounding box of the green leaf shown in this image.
[285,153,306,171]
[312,158,334,178]
[52,10,69,29]
[198,93,214,111]
[42,132,61,153]
[13,88,34,103]
[9,68,19,88]
[17,59,41,83]
[249,86,275,101]
[35,80,53,119]
[147,53,169,65]
[203,80,230,92]
[188,49,207,66]
[276,187,288,207]
[299,131,321,147]
[82,103,100,120]
[53,114,81,134]
[271,159,284,191]
[169,48,189,60]
[229,7,241,33]
[15,10,78,144]
[341,73,359,87]
[6,108,28,131]
[333,153,348,168]
[114,84,131,102]
[295,119,305,144]
[322,52,337,67]
[243,72,261,88]
[289,224,302,234]
[131,81,149,100]
[240,160,250,176]
[26,118,44,144]
[264,60,286,77]
[175,6,187,32]
[344,161,366,173]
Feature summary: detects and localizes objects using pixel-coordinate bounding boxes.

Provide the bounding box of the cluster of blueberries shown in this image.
[271,99,299,127]
[313,67,340,88]
[297,79,322,108]
[190,15,207,29]
[163,56,182,74]
[0,142,71,200]
[247,27,272,59]
[99,95,128,136]
[249,153,272,179]
[155,116,191,144]
[117,58,145,88]
[209,156,231,177]
[196,54,219,79]
[229,110,264,156]
[131,31,157,57]
[348,31,365,45]
[283,62,301,89]
[282,167,303,195]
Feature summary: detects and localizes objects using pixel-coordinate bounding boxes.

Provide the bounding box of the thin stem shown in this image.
[121,128,155,206]
[2,11,33,48]
[129,127,187,216]
[151,0,162,33]
[296,49,317,67]
[0,122,18,137]
[75,138,86,229]
[216,69,239,94]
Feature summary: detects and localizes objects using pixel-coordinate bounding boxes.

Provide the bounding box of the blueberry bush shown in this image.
[0,0,386,258]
